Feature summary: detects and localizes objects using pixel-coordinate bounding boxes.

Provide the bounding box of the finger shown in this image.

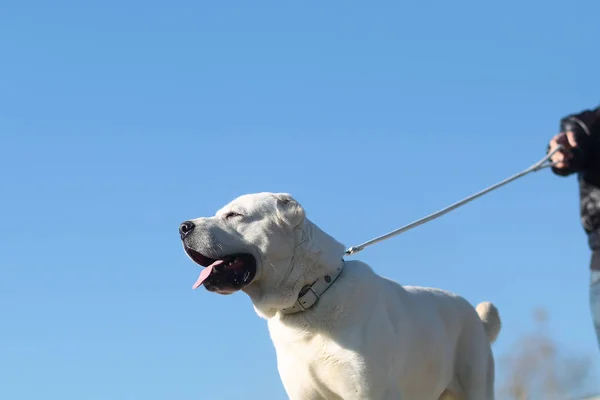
[566,131,579,148]
[549,138,566,157]
[553,158,569,169]
[550,133,568,148]
[557,133,571,148]
[551,151,566,165]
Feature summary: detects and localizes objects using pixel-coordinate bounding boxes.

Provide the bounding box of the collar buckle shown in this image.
[280,261,344,315]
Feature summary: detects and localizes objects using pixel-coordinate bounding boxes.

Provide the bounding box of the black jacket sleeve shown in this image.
[551,106,600,177]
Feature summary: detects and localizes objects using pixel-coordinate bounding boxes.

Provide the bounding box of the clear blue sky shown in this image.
[2,1,599,399]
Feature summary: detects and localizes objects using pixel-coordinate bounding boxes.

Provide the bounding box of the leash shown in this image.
[344,146,563,256]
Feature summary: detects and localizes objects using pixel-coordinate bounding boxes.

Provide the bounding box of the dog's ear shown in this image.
[273,193,305,228]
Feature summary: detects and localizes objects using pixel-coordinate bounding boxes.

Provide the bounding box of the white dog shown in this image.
[180,192,501,400]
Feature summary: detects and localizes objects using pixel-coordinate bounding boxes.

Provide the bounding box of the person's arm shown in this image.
[549,106,600,176]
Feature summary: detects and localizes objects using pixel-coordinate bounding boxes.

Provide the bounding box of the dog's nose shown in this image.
[179,221,195,238]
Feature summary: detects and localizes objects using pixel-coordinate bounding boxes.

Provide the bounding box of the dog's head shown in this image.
[179,192,345,317]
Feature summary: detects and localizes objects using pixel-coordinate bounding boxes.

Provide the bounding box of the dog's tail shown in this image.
[476,301,501,344]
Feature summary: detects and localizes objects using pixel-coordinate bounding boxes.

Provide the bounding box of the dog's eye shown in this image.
[224,212,243,220]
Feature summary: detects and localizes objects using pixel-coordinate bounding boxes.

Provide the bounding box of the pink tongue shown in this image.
[192,259,225,289]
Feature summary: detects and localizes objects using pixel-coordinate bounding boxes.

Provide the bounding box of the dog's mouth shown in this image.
[184,246,257,292]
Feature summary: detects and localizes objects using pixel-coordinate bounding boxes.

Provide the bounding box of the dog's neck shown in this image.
[244,218,347,319]
[245,257,345,319]
[279,260,345,315]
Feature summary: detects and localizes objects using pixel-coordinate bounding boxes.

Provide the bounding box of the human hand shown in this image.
[548,131,579,170]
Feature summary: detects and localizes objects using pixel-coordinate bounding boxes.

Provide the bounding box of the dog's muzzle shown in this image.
[182,243,257,294]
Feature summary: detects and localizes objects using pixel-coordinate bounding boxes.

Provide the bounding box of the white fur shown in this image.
[184,192,501,400]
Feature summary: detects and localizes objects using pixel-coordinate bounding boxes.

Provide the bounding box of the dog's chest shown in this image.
[269,322,366,398]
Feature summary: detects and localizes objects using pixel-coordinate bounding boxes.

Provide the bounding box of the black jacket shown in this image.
[551,106,600,264]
